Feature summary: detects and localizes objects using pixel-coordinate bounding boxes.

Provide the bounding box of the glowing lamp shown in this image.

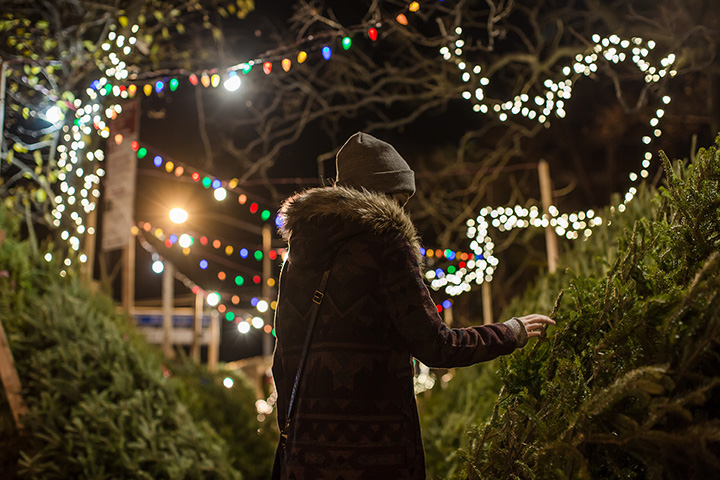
[224,72,241,91]
[169,207,189,224]
[45,106,63,123]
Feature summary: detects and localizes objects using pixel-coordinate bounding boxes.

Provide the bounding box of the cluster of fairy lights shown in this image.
[135,224,281,335]
[33,4,681,400]
[45,0,430,271]
[421,32,676,299]
[124,139,275,219]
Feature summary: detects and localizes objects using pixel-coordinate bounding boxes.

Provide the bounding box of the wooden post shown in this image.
[191,290,203,362]
[161,262,175,359]
[121,231,136,312]
[208,310,220,372]
[262,224,273,357]
[538,160,559,274]
[482,281,493,325]
[0,318,27,430]
[0,230,25,429]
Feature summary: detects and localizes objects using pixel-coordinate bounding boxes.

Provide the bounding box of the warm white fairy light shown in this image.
[424,32,675,297]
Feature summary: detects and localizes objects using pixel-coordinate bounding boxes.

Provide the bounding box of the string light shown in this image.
[422,32,675,301]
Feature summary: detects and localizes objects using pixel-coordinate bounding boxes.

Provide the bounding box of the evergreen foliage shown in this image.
[169,359,276,480]
[420,137,720,479]
[0,209,270,479]
[422,137,720,479]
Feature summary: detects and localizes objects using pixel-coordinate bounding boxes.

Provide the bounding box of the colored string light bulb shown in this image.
[210,74,220,87]
[282,58,291,72]
[169,78,179,91]
[153,155,162,167]
[143,84,152,96]
[297,51,308,63]
[409,2,420,13]
[241,63,252,74]
[396,13,408,25]
[263,62,272,74]
[154,80,164,93]
[342,37,352,50]
[368,28,378,41]
[189,74,199,86]
[201,74,210,87]
[322,46,332,60]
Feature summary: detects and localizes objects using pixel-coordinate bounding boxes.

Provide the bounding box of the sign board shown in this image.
[102,99,139,251]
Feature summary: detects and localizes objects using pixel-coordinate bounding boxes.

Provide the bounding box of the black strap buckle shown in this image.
[312,290,324,304]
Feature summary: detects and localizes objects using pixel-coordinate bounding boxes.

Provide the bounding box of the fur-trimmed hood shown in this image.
[277,186,423,267]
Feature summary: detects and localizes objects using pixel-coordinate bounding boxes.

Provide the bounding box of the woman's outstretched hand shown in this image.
[517,314,555,338]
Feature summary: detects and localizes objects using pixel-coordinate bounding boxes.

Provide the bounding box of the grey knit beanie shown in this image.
[335,132,416,197]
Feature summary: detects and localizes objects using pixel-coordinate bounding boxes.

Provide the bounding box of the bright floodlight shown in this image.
[45,106,63,123]
[206,292,221,306]
[224,72,241,92]
[169,207,188,224]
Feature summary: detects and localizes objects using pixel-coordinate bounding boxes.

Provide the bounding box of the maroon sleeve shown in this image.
[381,235,517,368]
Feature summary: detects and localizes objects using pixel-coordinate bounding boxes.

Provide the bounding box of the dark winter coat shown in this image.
[272,186,518,480]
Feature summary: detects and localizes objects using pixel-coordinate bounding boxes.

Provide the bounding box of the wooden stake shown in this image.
[482,281,493,325]
[0,318,27,430]
[162,262,175,359]
[191,290,203,363]
[538,159,559,274]
[208,310,220,372]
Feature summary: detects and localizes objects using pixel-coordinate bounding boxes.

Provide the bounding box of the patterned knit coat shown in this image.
[272,186,518,480]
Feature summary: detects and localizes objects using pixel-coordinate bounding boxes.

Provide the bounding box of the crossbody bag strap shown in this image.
[280,265,334,445]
